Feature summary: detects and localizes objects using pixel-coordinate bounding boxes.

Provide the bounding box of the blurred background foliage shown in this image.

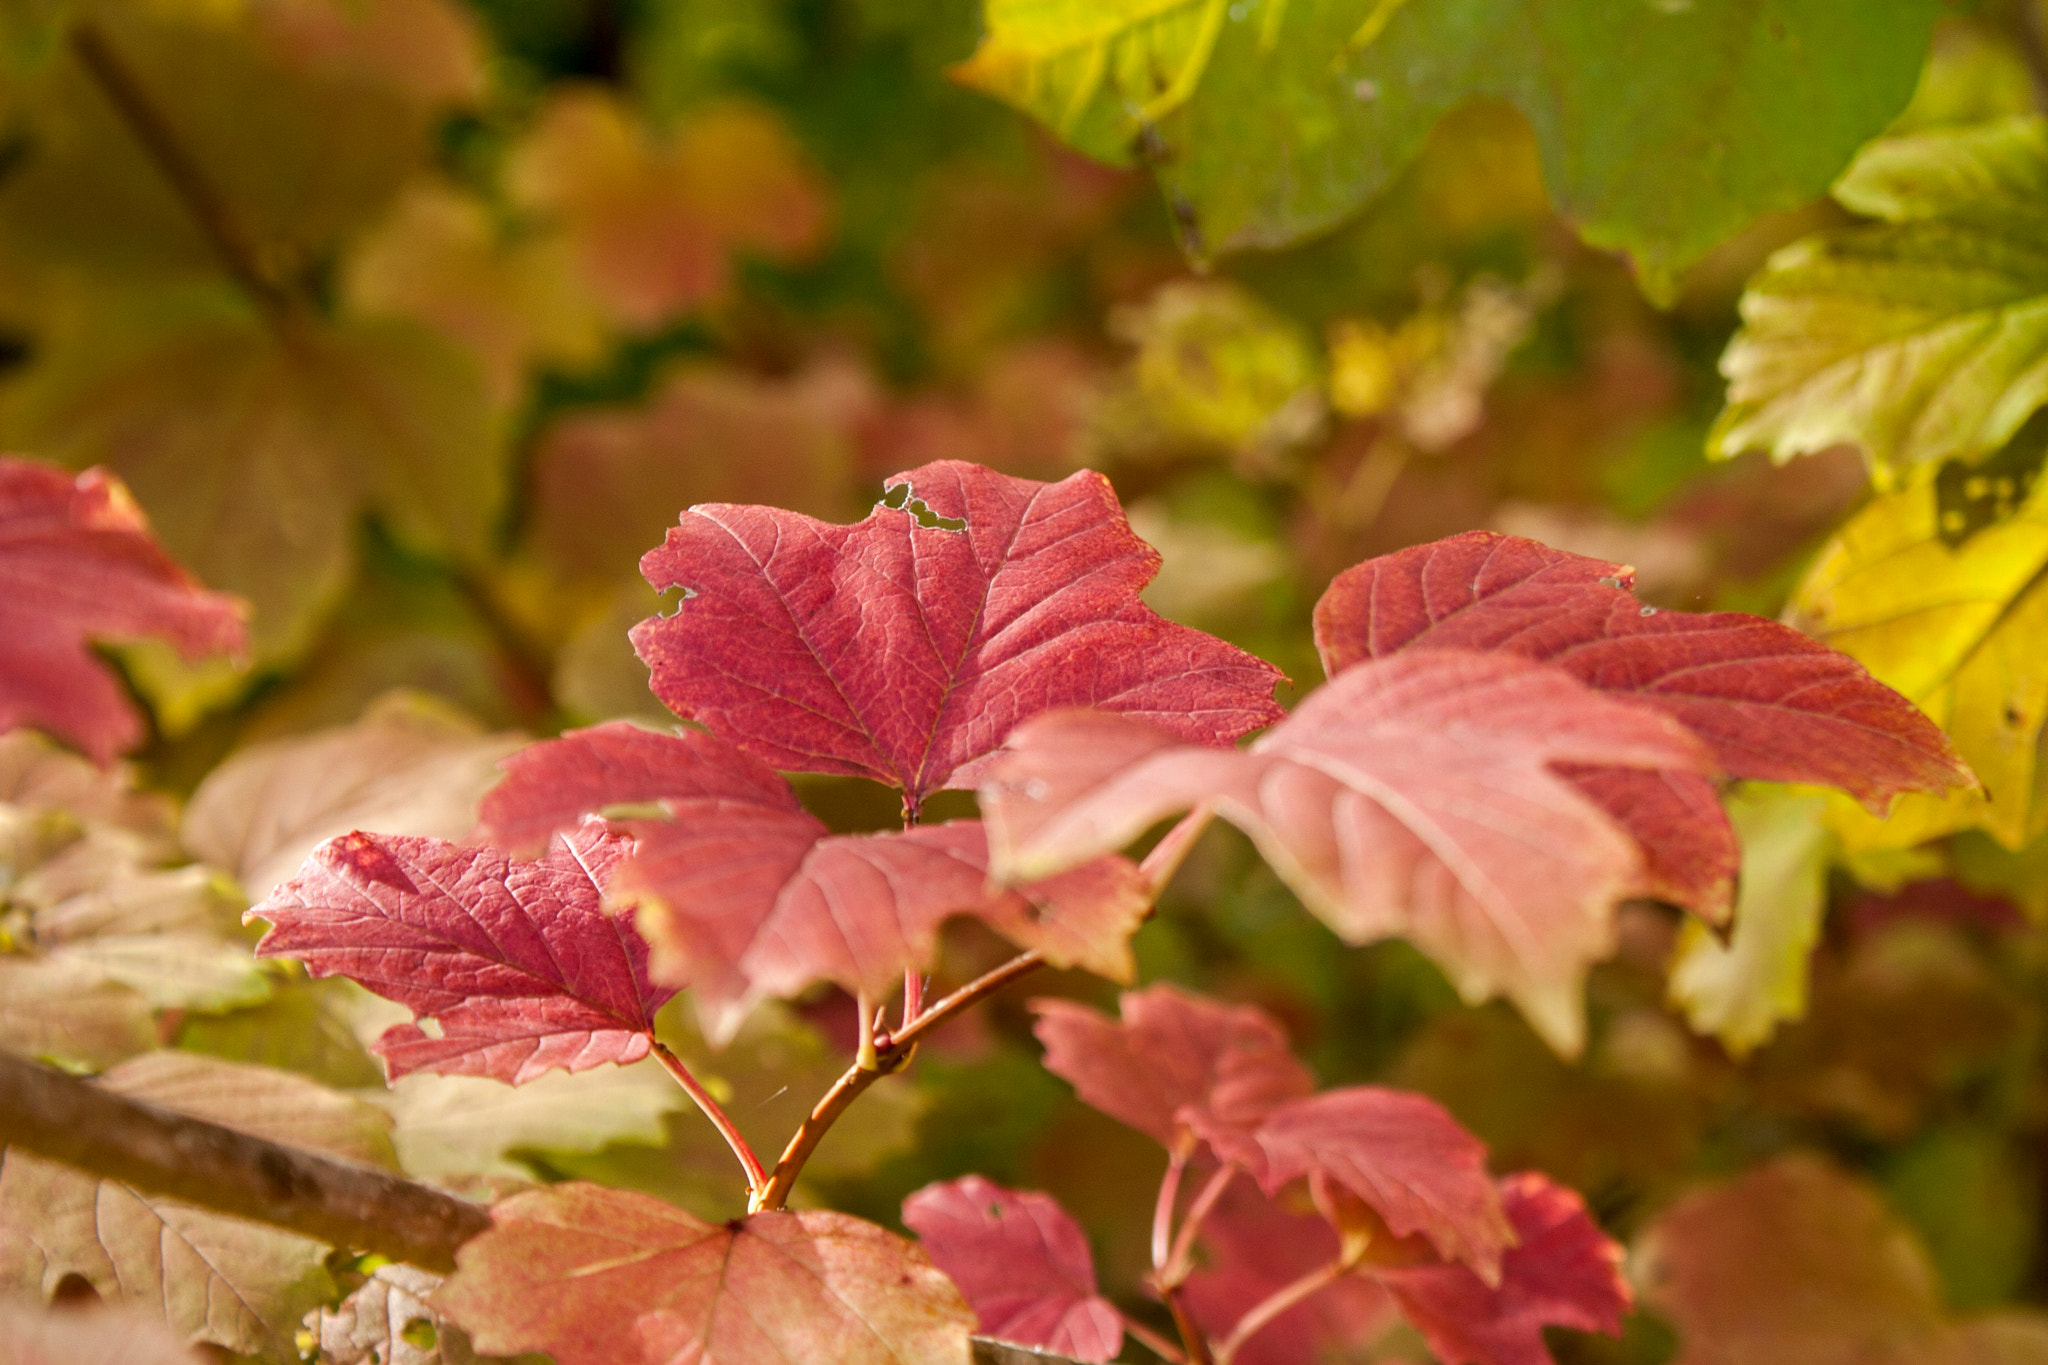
[6,1,2048,1362]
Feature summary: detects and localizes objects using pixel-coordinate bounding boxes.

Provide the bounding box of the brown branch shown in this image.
[751,949,1046,1211]
[0,1051,490,1272]
[69,20,294,316]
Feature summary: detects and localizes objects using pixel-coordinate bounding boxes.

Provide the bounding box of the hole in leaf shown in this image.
[401,1317,438,1350]
[881,481,966,532]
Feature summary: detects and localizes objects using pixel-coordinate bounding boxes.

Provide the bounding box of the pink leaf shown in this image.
[1313,530,1970,806]
[1216,1086,1512,1283]
[1182,1181,1395,1365]
[479,723,1149,1038]
[0,459,245,763]
[902,1176,1123,1363]
[436,1183,974,1365]
[246,820,675,1083]
[1374,1172,1629,1365]
[1030,984,1313,1149]
[630,460,1285,809]
[984,650,1713,1053]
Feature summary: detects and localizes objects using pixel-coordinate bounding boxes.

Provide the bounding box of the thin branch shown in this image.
[0,1050,489,1271]
[650,1039,766,1200]
[1164,1164,1237,1284]
[69,20,294,316]
[856,990,881,1071]
[1121,1314,1191,1365]
[753,949,1046,1211]
[902,969,925,1028]
[1212,1259,1349,1365]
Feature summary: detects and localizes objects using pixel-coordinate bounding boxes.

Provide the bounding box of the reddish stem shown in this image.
[1165,1164,1238,1284]
[1122,1312,1191,1364]
[1212,1259,1349,1365]
[650,1039,766,1199]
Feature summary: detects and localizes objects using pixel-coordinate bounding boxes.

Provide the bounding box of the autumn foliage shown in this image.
[4,4,2048,1365]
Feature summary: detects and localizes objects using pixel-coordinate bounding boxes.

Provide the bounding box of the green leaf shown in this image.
[1668,786,1832,1055]
[367,1062,685,1182]
[1715,116,2048,481]
[1789,430,2048,849]
[956,0,1939,288]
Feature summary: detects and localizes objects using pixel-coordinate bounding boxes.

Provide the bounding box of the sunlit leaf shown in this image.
[436,1182,975,1365]
[633,460,1285,808]
[0,1300,202,1365]
[248,821,677,1083]
[985,651,1712,1053]
[368,1060,683,1182]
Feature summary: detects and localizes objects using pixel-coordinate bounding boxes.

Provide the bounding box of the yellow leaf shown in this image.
[1791,443,2048,848]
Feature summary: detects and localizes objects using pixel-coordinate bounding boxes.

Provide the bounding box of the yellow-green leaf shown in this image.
[1714,116,2048,481]
[1668,787,1833,1056]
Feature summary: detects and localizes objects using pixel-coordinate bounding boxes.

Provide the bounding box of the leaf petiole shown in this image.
[649,1039,767,1200]
[1211,1258,1350,1365]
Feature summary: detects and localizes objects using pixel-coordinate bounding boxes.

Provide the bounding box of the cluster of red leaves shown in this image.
[219,461,1968,1363]
[0,459,245,763]
[909,986,1630,1365]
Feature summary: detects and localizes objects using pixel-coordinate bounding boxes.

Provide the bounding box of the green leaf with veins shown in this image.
[1716,116,2048,481]
[956,0,1939,289]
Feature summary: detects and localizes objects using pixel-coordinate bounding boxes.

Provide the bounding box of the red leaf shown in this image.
[1313,530,1970,805]
[246,820,676,1083]
[984,651,1712,1053]
[1029,984,1313,1149]
[479,723,1149,1038]
[1215,1086,1512,1283]
[0,459,245,763]
[630,460,1284,808]
[1375,1172,1630,1365]
[902,1176,1123,1362]
[1558,764,1738,922]
[1181,1181,1396,1365]
[435,1182,974,1365]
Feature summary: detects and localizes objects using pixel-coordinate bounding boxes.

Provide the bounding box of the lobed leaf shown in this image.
[436,1182,974,1365]
[1313,530,1970,813]
[479,723,1150,1039]
[1374,1172,1629,1365]
[902,1176,1123,1363]
[1028,984,1313,1149]
[313,1263,479,1365]
[985,650,1712,1053]
[1714,116,2048,478]
[956,0,1937,290]
[247,820,676,1083]
[630,459,1285,808]
[0,458,245,762]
